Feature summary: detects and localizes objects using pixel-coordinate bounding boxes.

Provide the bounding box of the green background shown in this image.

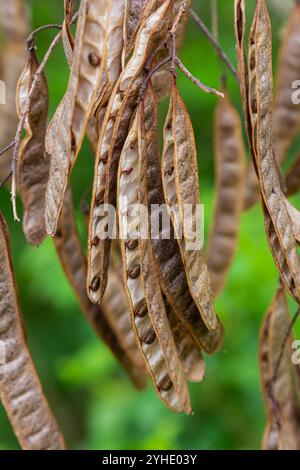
[0,0,299,450]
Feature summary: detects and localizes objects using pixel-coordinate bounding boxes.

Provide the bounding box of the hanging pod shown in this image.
[16,46,49,246]
[0,213,65,450]
[206,90,246,297]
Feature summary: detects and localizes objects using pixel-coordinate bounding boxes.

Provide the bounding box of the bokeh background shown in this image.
[0,0,299,450]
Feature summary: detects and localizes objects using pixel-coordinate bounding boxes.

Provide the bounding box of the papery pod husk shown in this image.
[117,108,191,413]
[152,0,191,102]
[0,212,66,450]
[54,190,146,390]
[273,2,300,166]
[87,0,173,305]
[286,153,300,197]
[16,47,49,246]
[62,0,76,67]
[240,0,300,304]
[122,0,150,65]
[162,81,218,332]
[142,84,223,354]
[259,285,300,450]
[45,0,109,236]
[0,0,28,179]
[206,89,246,297]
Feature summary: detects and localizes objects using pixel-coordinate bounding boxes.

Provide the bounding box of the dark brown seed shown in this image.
[122,168,133,175]
[250,56,255,70]
[91,236,100,247]
[90,276,100,292]
[88,52,100,67]
[141,328,156,345]
[125,239,138,250]
[251,99,257,113]
[157,374,173,392]
[167,167,174,176]
[134,302,148,318]
[128,264,141,279]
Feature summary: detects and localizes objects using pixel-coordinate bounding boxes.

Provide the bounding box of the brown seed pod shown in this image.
[152,0,191,101]
[122,0,150,65]
[0,0,28,179]
[87,0,173,305]
[247,0,300,304]
[285,153,300,197]
[117,109,191,413]
[259,285,300,450]
[45,0,109,236]
[0,213,66,450]
[142,84,223,354]
[273,2,300,166]
[54,190,146,390]
[206,90,246,297]
[62,0,77,67]
[162,82,217,331]
[166,303,206,383]
[16,48,49,246]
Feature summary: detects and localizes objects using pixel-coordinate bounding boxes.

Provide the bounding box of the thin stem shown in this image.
[174,56,224,98]
[0,141,15,159]
[138,56,172,103]
[190,9,239,82]
[27,24,62,50]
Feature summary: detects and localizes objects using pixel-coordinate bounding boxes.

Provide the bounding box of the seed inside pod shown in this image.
[90,276,100,292]
[128,264,141,279]
[251,99,257,114]
[134,302,148,318]
[88,52,100,67]
[141,328,156,345]
[125,239,138,250]
[250,56,255,70]
[91,236,100,247]
[157,374,173,392]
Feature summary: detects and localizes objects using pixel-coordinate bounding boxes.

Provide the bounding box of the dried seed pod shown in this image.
[0,213,65,450]
[45,0,109,236]
[88,0,172,304]
[117,109,191,413]
[152,0,191,101]
[162,82,217,331]
[122,0,150,64]
[142,85,223,354]
[54,190,146,389]
[285,153,300,197]
[62,0,77,67]
[0,0,28,179]
[273,2,300,165]
[166,303,205,383]
[103,263,146,371]
[16,48,49,246]
[206,91,246,297]
[94,0,126,117]
[247,0,300,303]
[259,285,300,450]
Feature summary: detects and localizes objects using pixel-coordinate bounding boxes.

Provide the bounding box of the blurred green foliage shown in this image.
[0,0,299,450]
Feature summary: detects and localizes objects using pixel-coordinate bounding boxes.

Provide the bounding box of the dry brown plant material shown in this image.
[117,108,191,413]
[45,0,109,236]
[273,2,300,166]
[54,190,146,389]
[142,85,223,354]
[16,48,49,246]
[162,82,217,331]
[88,0,173,305]
[286,153,300,197]
[0,0,28,179]
[259,285,300,450]
[207,90,246,297]
[0,213,66,450]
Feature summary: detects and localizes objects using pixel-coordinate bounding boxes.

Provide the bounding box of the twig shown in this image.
[27,24,62,50]
[138,56,172,103]
[0,170,13,188]
[174,56,224,98]
[9,11,79,221]
[0,141,15,159]
[190,9,239,82]
[211,0,219,40]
